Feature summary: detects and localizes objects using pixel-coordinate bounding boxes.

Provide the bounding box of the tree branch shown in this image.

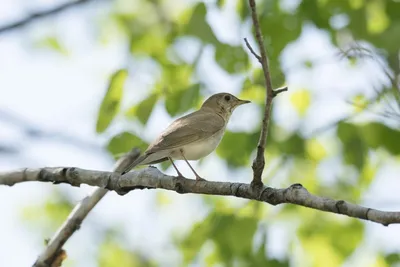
[245,0,287,187]
[0,0,101,34]
[26,149,140,267]
[1,166,400,226]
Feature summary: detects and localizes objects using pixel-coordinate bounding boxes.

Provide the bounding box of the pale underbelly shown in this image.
[139,132,224,165]
[170,134,223,160]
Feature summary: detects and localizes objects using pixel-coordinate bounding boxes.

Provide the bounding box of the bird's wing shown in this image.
[145,110,225,154]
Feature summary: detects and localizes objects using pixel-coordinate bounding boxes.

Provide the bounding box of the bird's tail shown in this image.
[120,154,148,175]
[113,153,152,192]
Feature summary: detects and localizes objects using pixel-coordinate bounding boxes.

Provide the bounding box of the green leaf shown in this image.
[216,0,225,8]
[299,215,364,266]
[96,69,128,133]
[165,84,201,116]
[290,89,312,117]
[181,215,213,263]
[240,81,266,104]
[252,66,286,92]
[211,215,258,262]
[184,3,218,45]
[99,242,136,267]
[361,123,400,155]
[337,122,400,169]
[217,131,258,167]
[236,0,249,21]
[98,236,155,267]
[215,44,250,73]
[107,132,148,159]
[181,212,259,265]
[337,123,367,169]
[251,240,289,267]
[126,94,158,124]
[161,64,193,90]
[365,0,389,34]
[130,25,168,63]
[20,191,74,233]
[305,138,327,162]
[385,253,400,265]
[276,134,306,157]
[35,36,68,55]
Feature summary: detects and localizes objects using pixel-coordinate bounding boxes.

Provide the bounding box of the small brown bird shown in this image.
[121,92,250,180]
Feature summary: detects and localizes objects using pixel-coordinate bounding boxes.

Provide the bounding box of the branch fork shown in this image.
[244,0,288,188]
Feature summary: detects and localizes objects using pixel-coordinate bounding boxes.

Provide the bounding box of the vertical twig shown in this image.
[33,149,141,267]
[245,0,287,187]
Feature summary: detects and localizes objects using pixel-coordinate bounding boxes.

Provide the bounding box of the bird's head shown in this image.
[201,92,251,119]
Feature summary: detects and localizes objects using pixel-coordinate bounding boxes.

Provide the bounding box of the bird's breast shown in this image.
[171,131,224,160]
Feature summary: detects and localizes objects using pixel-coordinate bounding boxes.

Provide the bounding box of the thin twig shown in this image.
[244,37,261,62]
[2,166,400,226]
[273,86,288,97]
[31,148,141,267]
[0,0,102,34]
[246,0,281,187]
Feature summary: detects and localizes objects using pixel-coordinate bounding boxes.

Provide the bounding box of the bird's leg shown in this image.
[179,149,206,181]
[169,157,185,178]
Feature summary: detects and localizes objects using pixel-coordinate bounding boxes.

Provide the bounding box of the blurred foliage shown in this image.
[165,83,202,116]
[298,214,364,267]
[216,131,259,167]
[107,131,149,158]
[34,35,68,55]
[338,122,400,169]
[290,89,311,117]
[20,0,400,266]
[96,69,128,133]
[21,189,74,237]
[126,93,159,124]
[98,233,156,267]
[180,207,289,267]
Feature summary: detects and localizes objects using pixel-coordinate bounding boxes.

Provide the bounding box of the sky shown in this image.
[1,0,400,266]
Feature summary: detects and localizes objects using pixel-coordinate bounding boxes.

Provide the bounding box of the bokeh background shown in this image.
[1,0,400,266]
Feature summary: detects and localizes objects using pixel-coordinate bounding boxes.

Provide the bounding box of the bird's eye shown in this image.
[224,95,231,101]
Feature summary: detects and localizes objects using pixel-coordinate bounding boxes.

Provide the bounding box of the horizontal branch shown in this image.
[1,167,400,226]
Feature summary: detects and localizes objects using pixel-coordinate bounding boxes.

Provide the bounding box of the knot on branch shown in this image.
[230,183,243,197]
[290,183,303,190]
[105,173,127,195]
[66,168,81,187]
[283,183,306,202]
[174,177,187,194]
[258,186,277,204]
[335,200,346,214]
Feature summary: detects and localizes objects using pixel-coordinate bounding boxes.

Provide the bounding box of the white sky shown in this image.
[0,0,400,266]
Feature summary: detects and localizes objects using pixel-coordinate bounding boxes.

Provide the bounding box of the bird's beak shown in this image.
[237,99,251,105]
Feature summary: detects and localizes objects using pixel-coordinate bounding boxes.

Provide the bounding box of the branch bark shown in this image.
[0,0,101,34]
[1,166,400,226]
[245,0,287,187]
[24,149,140,267]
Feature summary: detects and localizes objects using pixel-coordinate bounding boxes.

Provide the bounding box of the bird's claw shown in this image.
[196,176,207,181]
[177,173,187,179]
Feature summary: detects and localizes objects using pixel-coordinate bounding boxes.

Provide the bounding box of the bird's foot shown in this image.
[176,172,187,179]
[195,176,207,181]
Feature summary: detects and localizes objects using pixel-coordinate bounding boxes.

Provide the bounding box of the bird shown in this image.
[121,92,250,180]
